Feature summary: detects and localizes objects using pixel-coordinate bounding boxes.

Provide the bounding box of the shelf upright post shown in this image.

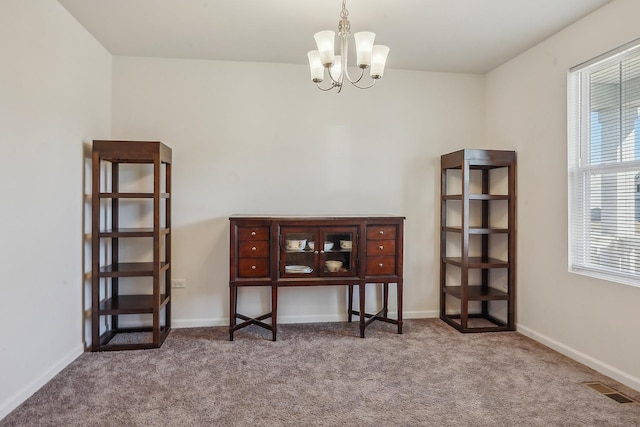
[91,151,101,351]
[111,162,119,333]
[481,168,490,319]
[460,158,470,331]
[508,156,517,330]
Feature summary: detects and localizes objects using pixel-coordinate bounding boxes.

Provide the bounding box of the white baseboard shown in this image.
[404,310,439,319]
[171,318,228,328]
[0,344,84,421]
[517,323,640,393]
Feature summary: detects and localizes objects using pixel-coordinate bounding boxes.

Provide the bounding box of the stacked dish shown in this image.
[285,265,313,274]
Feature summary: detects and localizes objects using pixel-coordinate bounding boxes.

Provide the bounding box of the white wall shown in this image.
[111,56,485,327]
[485,0,640,391]
[0,0,111,419]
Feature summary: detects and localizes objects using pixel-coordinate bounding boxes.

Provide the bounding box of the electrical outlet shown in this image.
[171,279,186,289]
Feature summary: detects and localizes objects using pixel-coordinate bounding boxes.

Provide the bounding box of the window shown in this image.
[568,39,640,287]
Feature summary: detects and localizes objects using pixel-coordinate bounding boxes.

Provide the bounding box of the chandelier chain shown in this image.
[339,0,350,36]
[340,0,349,19]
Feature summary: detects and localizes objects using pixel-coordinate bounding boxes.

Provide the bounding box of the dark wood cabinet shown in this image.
[440,149,516,332]
[229,216,405,340]
[91,140,172,351]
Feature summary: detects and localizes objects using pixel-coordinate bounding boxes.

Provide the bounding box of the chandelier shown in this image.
[307,0,390,92]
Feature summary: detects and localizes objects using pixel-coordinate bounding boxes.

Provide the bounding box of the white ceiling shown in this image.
[58,0,612,74]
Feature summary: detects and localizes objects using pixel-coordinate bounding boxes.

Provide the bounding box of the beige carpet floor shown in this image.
[2,318,639,426]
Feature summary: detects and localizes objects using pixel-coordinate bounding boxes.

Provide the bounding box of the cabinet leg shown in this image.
[359,283,366,338]
[382,282,389,318]
[397,279,403,334]
[271,285,278,341]
[347,285,353,322]
[229,284,237,341]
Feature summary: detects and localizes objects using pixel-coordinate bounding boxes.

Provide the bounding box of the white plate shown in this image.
[285,265,313,274]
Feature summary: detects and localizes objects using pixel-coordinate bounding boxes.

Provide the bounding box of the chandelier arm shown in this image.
[327,66,342,85]
[344,67,365,85]
[348,79,377,90]
[315,81,339,91]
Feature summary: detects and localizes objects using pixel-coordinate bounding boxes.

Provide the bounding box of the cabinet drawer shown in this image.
[366,239,396,256]
[367,225,396,240]
[237,227,269,241]
[238,241,270,257]
[366,256,396,276]
[238,258,270,278]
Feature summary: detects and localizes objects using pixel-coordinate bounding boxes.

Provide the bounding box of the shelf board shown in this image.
[444,257,508,268]
[99,227,170,237]
[99,192,170,199]
[99,262,169,277]
[440,313,512,333]
[444,285,509,301]
[442,194,510,201]
[93,140,172,164]
[443,226,509,234]
[95,326,170,351]
[440,149,516,170]
[99,294,170,315]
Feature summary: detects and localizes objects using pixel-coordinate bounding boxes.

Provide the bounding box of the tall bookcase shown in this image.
[91,140,172,351]
[440,149,516,332]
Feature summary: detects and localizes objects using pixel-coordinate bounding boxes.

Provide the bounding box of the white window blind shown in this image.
[568,39,640,287]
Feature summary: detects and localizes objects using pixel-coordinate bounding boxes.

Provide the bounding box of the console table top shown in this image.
[229,214,405,220]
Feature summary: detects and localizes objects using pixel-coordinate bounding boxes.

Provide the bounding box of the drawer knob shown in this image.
[251,246,257,251]
[251,231,256,236]
[379,230,384,235]
[379,263,384,267]
[379,245,384,250]
[251,265,256,270]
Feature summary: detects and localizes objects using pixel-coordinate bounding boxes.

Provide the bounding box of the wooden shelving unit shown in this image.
[440,149,516,332]
[91,140,172,351]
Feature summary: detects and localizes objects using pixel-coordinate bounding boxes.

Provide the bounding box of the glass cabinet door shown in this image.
[281,228,316,276]
[319,227,357,276]
[280,226,358,277]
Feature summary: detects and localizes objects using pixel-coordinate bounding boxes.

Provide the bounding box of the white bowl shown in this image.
[308,241,334,251]
[340,240,352,250]
[286,239,307,250]
[325,260,343,272]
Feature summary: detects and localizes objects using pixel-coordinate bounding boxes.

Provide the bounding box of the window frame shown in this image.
[568,38,640,288]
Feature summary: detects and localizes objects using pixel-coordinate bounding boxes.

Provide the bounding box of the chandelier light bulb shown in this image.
[314,31,336,67]
[354,32,376,68]
[307,50,324,82]
[370,45,390,79]
[330,55,342,83]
